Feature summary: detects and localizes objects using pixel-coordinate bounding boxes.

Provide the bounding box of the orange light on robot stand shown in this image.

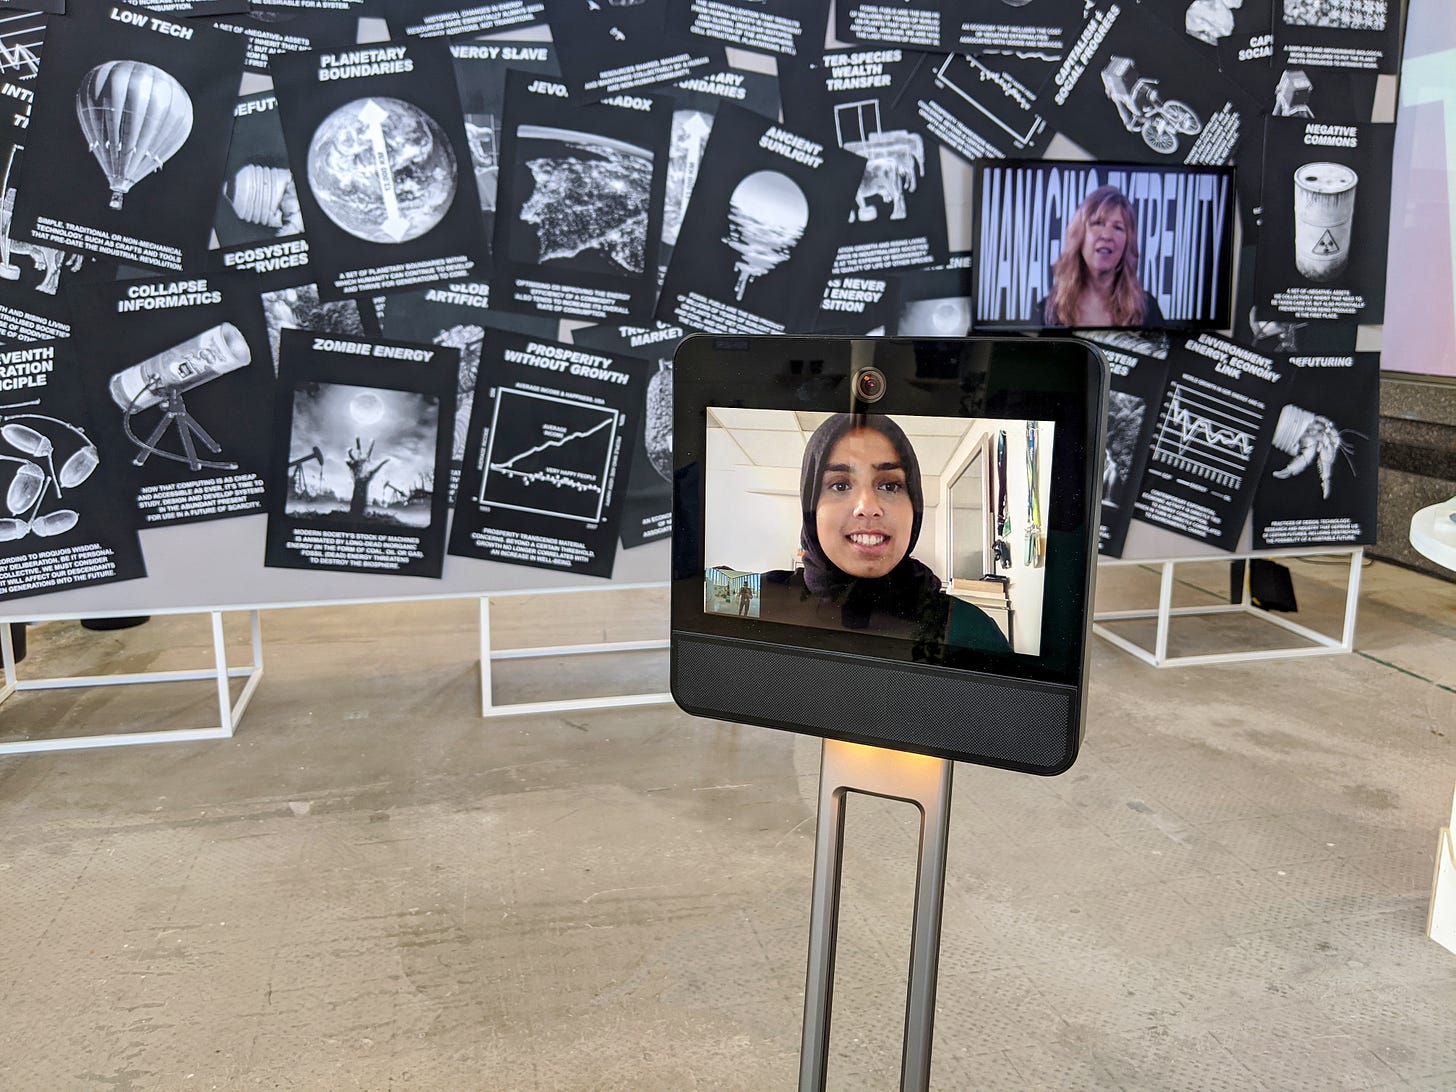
[826,739,947,797]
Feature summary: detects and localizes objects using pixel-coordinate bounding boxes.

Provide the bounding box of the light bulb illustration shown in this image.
[224,163,304,236]
[76,60,194,210]
[722,170,809,301]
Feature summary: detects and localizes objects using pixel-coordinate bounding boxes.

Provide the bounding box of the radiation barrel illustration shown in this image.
[1293,162,1357,282]
[76,60,194,211]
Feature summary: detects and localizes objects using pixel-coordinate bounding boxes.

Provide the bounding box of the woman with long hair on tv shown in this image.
[759,413,1010,652]
[1041,185,1164,328]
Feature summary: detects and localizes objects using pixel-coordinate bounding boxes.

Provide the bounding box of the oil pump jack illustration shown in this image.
[288,445,323,498]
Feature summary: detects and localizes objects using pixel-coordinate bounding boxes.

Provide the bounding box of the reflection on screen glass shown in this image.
[704,408,1055,656]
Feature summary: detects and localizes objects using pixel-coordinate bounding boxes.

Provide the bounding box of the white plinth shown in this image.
[1410,499,1456,954]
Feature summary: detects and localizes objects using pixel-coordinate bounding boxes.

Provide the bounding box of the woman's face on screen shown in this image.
[815,428,913,579]
[1080,204,1128,277]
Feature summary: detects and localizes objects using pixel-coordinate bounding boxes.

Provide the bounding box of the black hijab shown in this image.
[797,413,946,630]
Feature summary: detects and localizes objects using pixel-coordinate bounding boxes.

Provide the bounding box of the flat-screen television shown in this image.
[972,160,1235,332]
[671,335,1108,775]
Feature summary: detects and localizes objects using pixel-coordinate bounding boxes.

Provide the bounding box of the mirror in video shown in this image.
[703,409,1055,656]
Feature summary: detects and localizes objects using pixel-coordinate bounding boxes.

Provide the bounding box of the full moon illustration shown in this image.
[729,170,809,232]
[307,97,457,244]
[349,391,385,426]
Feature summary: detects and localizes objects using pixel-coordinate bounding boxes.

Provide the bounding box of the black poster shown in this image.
[448,329,645,577]
[9,5,245,271]
[893,51,1054,164]
[272,41,488,300]
[202,11,355,79]
[816,274,895,334]
[945,0,1084,56]
[1272,0,1401,120]
[250,0,374,13]
[386,0,545,39]
[0,0,59,14]
[972,161,1235,330]
[1232,240,1359,355]
[0,12,44,85]
[1046,4,1260,165]
[568,320,679,548]
[833,0,944,50]
[1076,328,1171,556]
[1150,0,1276,101]
[889,257,971,336]
[373,279,556,500]
[68,273,275,528]
[656,106,861,334]
[211,92,311,279]
[670,0,826,58]
[1253,351,1379,548]
[655,68,781,265]
[0,340,147,602]
[1130,332,1293,549]
[0,80,106,344]
[448,40,560,251]
[260,281,369,373]
[264,328,456,577]
[133,0,247,16]
[492,70,670,322]
[546,0,724,102]
[1252,117,1394,323]
[781,48,948,275]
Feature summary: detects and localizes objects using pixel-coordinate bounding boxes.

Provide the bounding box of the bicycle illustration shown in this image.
[1100,56,1202,155]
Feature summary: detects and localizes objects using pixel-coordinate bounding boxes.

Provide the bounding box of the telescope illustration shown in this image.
[76,60,194,211]
[108,323,251,471]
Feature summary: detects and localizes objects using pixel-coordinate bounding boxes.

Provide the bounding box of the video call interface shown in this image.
[974,161,1235,331]
[702,408,1056,657]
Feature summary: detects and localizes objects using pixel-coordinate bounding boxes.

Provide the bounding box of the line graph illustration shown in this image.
[478,388,619,522]
[1149,380,1261,490]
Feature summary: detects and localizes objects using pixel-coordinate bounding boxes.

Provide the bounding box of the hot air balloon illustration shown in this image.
[75,60,194,211]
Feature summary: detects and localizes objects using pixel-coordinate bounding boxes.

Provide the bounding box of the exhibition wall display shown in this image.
[0,0,1405,615]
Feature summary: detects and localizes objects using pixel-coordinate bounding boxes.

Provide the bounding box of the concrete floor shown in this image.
[0,557,1454,1090]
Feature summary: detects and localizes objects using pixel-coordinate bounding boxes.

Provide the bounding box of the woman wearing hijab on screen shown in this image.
[1039,185,1164,329]
[760,413,1010,653]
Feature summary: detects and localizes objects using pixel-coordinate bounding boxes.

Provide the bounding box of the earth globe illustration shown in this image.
[306,97,457,244]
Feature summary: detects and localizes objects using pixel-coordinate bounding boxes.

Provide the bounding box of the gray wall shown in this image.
[1373,375,1456,579]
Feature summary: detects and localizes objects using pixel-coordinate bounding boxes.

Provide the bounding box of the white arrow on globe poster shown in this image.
[358,99,411,243]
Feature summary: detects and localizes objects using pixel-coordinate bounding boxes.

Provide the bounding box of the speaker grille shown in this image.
[672,635,1077,773]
